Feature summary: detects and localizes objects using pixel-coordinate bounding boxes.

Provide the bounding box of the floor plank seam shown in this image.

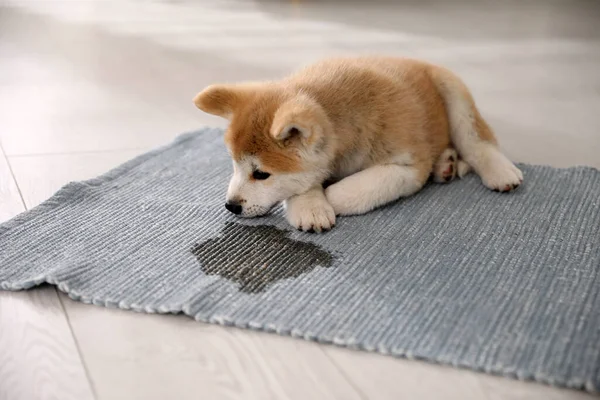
[0,142,27,211]
[57,294,99,400]
[321,349,370,400]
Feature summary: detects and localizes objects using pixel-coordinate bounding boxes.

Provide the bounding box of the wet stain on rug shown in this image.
[191,222,334,293]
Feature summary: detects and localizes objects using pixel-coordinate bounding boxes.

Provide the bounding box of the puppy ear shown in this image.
[270,95,329,147]
[194,84,257,119]
[273,124,307,141]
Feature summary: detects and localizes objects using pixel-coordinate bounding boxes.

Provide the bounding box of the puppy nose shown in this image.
[225,201,243,215]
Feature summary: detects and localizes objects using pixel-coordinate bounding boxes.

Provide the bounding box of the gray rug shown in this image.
[1,128,599,392]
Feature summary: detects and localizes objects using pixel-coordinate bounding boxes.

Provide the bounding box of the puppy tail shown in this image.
[429,65,498,168]
[429,64,524,192]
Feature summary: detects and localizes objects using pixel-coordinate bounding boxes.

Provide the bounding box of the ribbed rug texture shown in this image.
[1,128,599,392]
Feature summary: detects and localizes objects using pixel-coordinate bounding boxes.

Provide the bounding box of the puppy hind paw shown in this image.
[433,148,458,183]
[481,155,523,193]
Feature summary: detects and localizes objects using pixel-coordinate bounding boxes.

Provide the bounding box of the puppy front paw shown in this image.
[285,193,336,233]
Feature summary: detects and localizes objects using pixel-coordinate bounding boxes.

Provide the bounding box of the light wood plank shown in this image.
[0,288,95,400]
[63,301,363,400]
[0,148,94,400]
[324,346,596,400]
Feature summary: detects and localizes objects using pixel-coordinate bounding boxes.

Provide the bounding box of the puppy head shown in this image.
[194,83,334,217]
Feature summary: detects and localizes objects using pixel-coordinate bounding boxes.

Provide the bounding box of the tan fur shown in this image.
[287,58,451,176]
[224,89,304,173]
[194,56,522,230]
[195,58,474,179]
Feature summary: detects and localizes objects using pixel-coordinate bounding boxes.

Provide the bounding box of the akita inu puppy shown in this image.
[194,57,522,232]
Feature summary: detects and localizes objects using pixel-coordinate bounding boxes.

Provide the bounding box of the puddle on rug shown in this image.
[191,222,335,293]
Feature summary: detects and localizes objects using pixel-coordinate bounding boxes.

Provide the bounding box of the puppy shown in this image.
[194,57,522,232]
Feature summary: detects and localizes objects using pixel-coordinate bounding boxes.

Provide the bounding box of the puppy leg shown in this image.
[325,162,430,216]
[285,186,336,233]
[431,66,522,192]
[433,148,472,183]
[454,114,522,192]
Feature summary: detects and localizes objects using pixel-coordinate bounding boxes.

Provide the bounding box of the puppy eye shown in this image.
[252,170,271,180]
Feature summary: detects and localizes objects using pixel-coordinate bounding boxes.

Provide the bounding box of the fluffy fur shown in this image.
[194,57,523,232]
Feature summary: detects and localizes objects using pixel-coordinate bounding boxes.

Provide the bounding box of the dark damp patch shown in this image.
[190,222,335,293]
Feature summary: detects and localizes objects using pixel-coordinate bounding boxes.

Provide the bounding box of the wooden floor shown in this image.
[1,1,599,399]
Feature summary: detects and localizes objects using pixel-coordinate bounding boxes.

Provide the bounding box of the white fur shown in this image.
[325,163,423,216]
[285,187,336,232]
[457,160,471,178]
[227,156,327,218]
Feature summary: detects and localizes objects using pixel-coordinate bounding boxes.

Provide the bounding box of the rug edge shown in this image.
[0,128,218,235]
[12,274,598,394]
